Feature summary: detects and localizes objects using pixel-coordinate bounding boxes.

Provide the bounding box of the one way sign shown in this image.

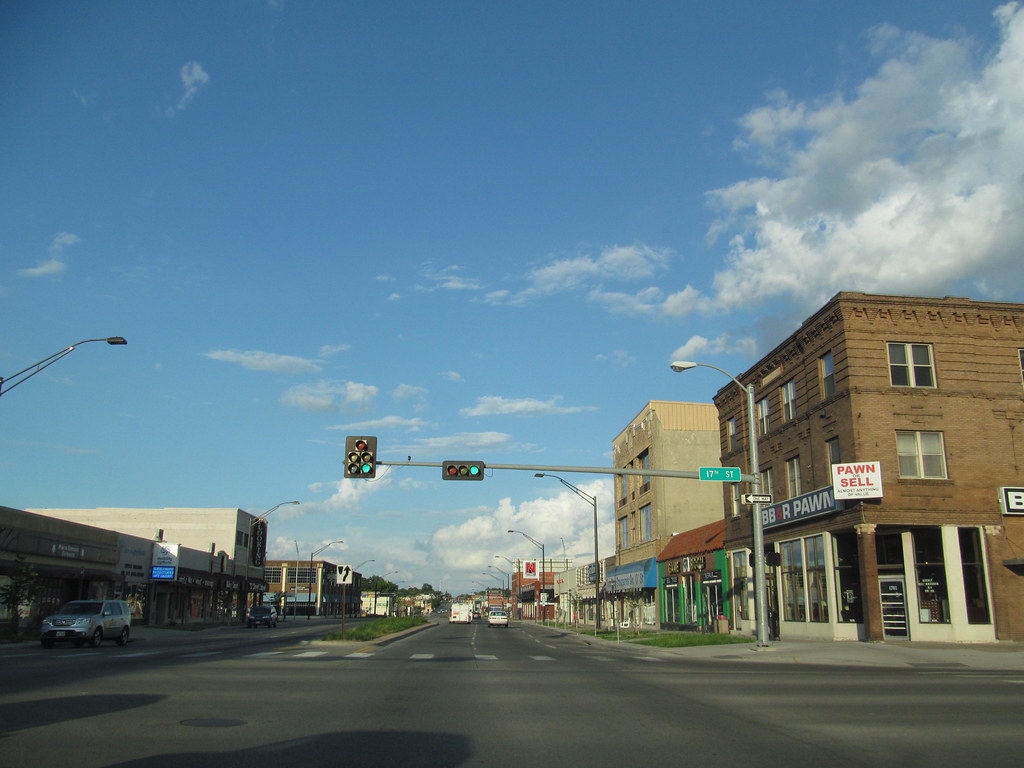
[337,564,354,585]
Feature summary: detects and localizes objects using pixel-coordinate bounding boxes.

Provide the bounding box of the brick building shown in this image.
[714,293,1024,642]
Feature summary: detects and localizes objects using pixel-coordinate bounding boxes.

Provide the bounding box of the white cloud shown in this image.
[459,396,596,418]
[696,4,1024,315]
[204,349,322,374]
[669,334,757,364]
[281,379,378,412]
[396,431,517,457]
[439,370,464,382]
[419,264,485,291]
[176,61,209,111]
[329,415,430,432]
[526,243,671,296]
[426,479,616,577]
[318,344,350,357]
[18,232,80,277]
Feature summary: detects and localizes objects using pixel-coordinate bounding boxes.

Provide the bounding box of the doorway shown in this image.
[879,576,909,639]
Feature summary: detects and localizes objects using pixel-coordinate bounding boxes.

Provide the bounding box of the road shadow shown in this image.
[104,730,473,768]
[0,694,165,737]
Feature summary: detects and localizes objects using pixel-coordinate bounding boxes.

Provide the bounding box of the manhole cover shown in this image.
[180,718,247,728]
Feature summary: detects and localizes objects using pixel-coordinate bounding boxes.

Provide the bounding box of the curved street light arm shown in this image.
[1,337,127,397]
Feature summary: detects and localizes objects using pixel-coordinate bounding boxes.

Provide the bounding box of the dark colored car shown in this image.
[247,606,278,628]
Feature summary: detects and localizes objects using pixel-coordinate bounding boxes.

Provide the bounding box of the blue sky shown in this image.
[3,1,1022,596]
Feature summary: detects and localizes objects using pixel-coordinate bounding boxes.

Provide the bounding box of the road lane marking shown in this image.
[293,651,328,658]
[529,656,556,662]
[475,654,498,660]
[346,652,374,658]
[410,653,434,660]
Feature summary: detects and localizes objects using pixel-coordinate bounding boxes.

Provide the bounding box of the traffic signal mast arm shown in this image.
[376,459,755,482]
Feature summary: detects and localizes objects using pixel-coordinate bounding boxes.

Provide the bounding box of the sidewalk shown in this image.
[527,623,1024,671]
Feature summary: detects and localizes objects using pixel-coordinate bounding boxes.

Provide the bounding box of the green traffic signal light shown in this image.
[344,436,378,478]
[442,461,485,480]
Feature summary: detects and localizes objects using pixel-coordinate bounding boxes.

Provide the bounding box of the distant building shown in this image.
[715,292,1024,642]
[609,401,723,628]
[27,507,267,622]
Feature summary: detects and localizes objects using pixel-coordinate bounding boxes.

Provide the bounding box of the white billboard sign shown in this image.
[832,461,884,500]
[999,487,1024,515]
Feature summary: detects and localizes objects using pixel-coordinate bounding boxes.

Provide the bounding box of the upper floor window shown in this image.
[785,455,802,498]
[1019,350,1024,386]
[640,504,653,542]
[638,449,651,491]
[757,397,770,435]
[780,379,797,422]
[896,430,947,479]
[727,417,737,451]
[819,352,835,399]
[888,342,936,387]
[825,436,841,466]
[759,468,774,497]
[618,516,629,549]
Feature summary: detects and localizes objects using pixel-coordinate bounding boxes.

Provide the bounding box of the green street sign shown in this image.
[699,467,741,482]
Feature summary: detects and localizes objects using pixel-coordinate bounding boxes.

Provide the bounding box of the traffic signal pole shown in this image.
[377,459,755,482]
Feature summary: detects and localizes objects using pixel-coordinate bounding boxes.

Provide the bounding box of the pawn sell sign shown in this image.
[832,461,884,500]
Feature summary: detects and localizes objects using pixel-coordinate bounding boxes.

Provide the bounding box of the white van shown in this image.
[449,603,473,624]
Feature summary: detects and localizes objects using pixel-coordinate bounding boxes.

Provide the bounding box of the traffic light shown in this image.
[442,460,485,480]
[345,436,378,478]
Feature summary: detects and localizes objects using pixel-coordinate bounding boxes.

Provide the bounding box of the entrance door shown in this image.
[879,576,909,639]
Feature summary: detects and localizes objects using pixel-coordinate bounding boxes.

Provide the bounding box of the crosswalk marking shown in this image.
[346,652,374,658]
[293,651,327,658]
[247,651,284,657]
[475,654,498,660]
[529,655,556,662]
[182,651,222,658]
[410,653,435,660]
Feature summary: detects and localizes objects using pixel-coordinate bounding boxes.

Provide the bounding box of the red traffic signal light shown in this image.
[345,436,378,478]
[442,461,485,480]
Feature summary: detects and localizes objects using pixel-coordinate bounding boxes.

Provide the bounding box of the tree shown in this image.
[0,556,39,638]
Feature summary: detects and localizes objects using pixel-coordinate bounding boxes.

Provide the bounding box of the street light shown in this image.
[508,529,545,623]
[308,540,343,619]
[671,359,770,647]
[535,473,602,631]
[1,337,127,397]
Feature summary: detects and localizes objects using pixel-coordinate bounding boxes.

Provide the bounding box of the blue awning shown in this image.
[603,558,657,593]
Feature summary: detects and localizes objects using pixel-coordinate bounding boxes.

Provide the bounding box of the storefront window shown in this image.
[732,551,748,620]
[780,540,805,621]
[959,528,991,624]
[913,528,950,623]
[805,535,828,622]
[664,580,680,624]
[832,532,862,623]
[681,574,697,625]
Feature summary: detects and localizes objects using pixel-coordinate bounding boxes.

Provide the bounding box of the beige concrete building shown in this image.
[606,401,724,627]
[26,507,267,622]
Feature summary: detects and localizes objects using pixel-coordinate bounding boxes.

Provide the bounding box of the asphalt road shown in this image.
[2,619,1022,767]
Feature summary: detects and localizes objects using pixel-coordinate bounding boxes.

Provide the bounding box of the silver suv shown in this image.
[40,600,131,648]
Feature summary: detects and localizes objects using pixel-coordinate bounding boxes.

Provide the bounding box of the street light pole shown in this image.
[507,530,545,623]
[671,360,770,647]
[307,540,343,619]
[535,473,602,632]
[0,337,127,397]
